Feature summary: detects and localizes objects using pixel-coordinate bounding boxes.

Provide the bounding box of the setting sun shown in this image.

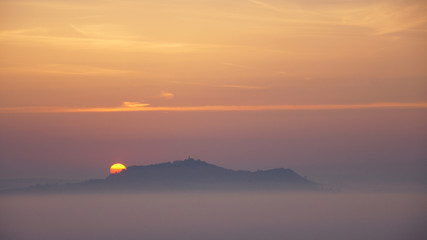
[110,163,127,174]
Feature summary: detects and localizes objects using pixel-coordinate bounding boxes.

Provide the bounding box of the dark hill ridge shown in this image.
[3,158,317,194]
[105,158,315,190]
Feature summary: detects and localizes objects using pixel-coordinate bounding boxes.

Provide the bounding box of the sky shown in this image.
[0,0,426,185]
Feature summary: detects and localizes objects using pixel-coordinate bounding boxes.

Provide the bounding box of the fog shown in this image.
[1,192,426,240]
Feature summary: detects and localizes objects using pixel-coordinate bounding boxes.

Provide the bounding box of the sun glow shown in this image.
[110,163,127,174]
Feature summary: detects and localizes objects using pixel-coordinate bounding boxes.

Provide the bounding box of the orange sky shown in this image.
[1,0,426,109]
[0,0,426,182]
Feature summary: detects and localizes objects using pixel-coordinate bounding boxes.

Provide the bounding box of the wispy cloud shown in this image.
[339,2,427,35]
[0,27,224,53]
[248,0,427,36]
[121,102,150,108]
[68,24,90,37]
[169,81,269,90]
[0,64,136,76]
[1,102,426,113]
[217,85,269,90]
[249,0,284,13]
[221,62,246,68]
[160,91,175,99]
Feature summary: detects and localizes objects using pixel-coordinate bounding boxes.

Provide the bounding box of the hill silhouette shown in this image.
[3,158,317,194]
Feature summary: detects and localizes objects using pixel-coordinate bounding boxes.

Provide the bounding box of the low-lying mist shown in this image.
[1,191,426,240]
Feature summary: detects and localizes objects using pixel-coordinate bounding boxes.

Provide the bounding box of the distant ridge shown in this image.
[3,158,318,194]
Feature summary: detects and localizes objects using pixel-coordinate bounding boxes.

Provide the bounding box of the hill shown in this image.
[3,158,317,194]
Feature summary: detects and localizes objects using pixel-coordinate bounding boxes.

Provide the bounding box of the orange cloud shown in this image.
[1,102,426,113]
[160,91,174,99]
[121,102,150,108]
[217,84,269,90]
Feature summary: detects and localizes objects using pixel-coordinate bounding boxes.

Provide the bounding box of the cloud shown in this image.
[160,91,174,99]
[248,0,427,36]
[1,102,426,113]
[0,64,136,76]
[168,80,269,90]
[221,62,246,68]
[249,0,284,13]
[0,27,223,54]
[121,102,150,108]
[338,1,427,35]
[217,85,269,90]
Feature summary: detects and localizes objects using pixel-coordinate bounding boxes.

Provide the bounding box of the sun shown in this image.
[110,163,127,174]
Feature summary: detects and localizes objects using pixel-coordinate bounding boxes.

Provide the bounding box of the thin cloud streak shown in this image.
[249,0,283,13]
[0,64,136,76]
[1,102,427,113]
[0,28,224,53]
[160,91,175,99]
[217,85,269,90]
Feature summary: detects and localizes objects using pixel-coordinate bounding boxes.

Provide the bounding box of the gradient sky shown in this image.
[0,0,426,184]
